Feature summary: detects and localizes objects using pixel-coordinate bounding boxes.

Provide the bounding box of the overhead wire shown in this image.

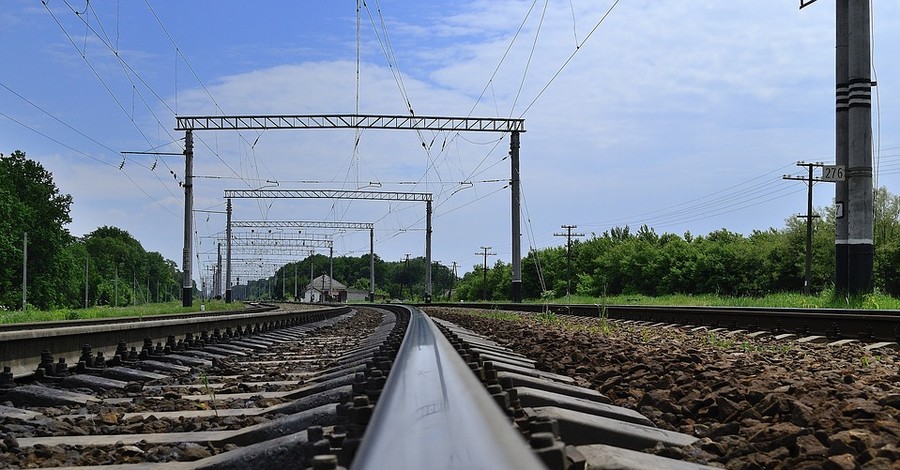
[0,97,180,218]
[509,0,550,117]
[47,2,187,202]
[518,0,620,117]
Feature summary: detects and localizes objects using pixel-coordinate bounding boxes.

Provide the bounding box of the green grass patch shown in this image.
[526,290,900,310]
[460,309,523,322]
[0,300,238,324]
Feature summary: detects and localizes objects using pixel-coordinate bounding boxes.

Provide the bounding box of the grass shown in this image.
[526,290,900,310]
[200,370,219,418]
[459,309,523,322]
[0,300,237,324]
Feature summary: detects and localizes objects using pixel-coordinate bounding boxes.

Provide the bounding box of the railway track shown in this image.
[429,302,900,345]
[0,303,736,469]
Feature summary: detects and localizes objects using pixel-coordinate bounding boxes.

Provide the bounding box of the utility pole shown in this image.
[802,0,873,295]
[294,262,298,300]
[847,0,874,294]
[450,261,458,300]
[84,252,89,309]
[369,227,375,302]
[477,246,496,301]
[225,198,233,303]
[510,131,522,303]
[115,264,118,307]
[216,243,222,299]
[554,225,584,297]
[402,253,411,300]
[182,130,194,307]
[22,232,27,311]
[329,246,334,302]
[835,0,850,295]
[784,162,825,295]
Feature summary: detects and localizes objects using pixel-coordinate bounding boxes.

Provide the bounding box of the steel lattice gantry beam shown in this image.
[228,220,375,302]
[176,114,524,133]
[227,238,333,249]
[232,220,374,231]
[224,189,431,202]
[226,189,434,302]
[178,113,525,307]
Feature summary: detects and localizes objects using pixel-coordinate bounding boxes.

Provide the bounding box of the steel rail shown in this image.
[352,305,544,470]
[427,303,900,343]
[0,305,350,378]
[0,304,277,333]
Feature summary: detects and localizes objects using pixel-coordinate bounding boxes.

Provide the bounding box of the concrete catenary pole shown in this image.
[847,0,873,294]
[835,0,850,294]
[329,245,334,300]
[425,199,433,303]
[22,232,27,311]
[510,131,522,302]
[369,227,375,302]
[84,252,89,308]
[225,198,233,303]
[216,243,222,299]
[182,130,194,307]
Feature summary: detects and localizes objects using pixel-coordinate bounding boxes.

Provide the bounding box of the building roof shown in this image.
[304,274,347,293]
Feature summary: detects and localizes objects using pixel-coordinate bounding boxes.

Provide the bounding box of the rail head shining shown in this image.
[352,306,544,470]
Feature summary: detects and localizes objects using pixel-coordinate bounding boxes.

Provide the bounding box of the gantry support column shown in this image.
[834,0,850,294]
[510,131,522,303]
[847,0,873,294]
[182,130,193,307]
[329,246,334,300]
[225,198,233,303]
[425,200,433,303]
[369,227,376,302]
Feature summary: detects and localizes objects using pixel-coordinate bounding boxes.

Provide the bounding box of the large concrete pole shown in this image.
[835,0,850,294]
[225,198,233,303]
[369,227,375,302]
[847,0,873,294]
[425,200,433,303]
[510,131,522,302]
[182,130,193,307]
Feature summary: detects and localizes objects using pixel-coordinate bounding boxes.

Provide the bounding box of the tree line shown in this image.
[9,148,900,308]
[453,187,900,301]
[1,151,183,310]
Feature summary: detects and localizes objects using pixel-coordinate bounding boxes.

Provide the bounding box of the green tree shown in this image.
[0,151,73,309]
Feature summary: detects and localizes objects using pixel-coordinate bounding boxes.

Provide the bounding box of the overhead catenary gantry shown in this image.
[225,189,433,301]
[176,113,524,307]
[227,220,376,302]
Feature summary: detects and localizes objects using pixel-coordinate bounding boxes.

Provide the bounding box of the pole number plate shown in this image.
[821,165,845,182]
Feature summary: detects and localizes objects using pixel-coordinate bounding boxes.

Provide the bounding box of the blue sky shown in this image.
[2,1,899,287]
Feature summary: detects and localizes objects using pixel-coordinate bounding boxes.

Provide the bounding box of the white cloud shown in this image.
[6,0,900,280]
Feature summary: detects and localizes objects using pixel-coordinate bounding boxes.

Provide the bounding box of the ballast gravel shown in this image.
[0,307,384,467]
[424,307,900,470]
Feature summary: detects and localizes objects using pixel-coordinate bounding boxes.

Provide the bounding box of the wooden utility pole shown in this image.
[450,261,458,300]
[784,162,830,295]
[554,225,584,297]
[477,246,496,301]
